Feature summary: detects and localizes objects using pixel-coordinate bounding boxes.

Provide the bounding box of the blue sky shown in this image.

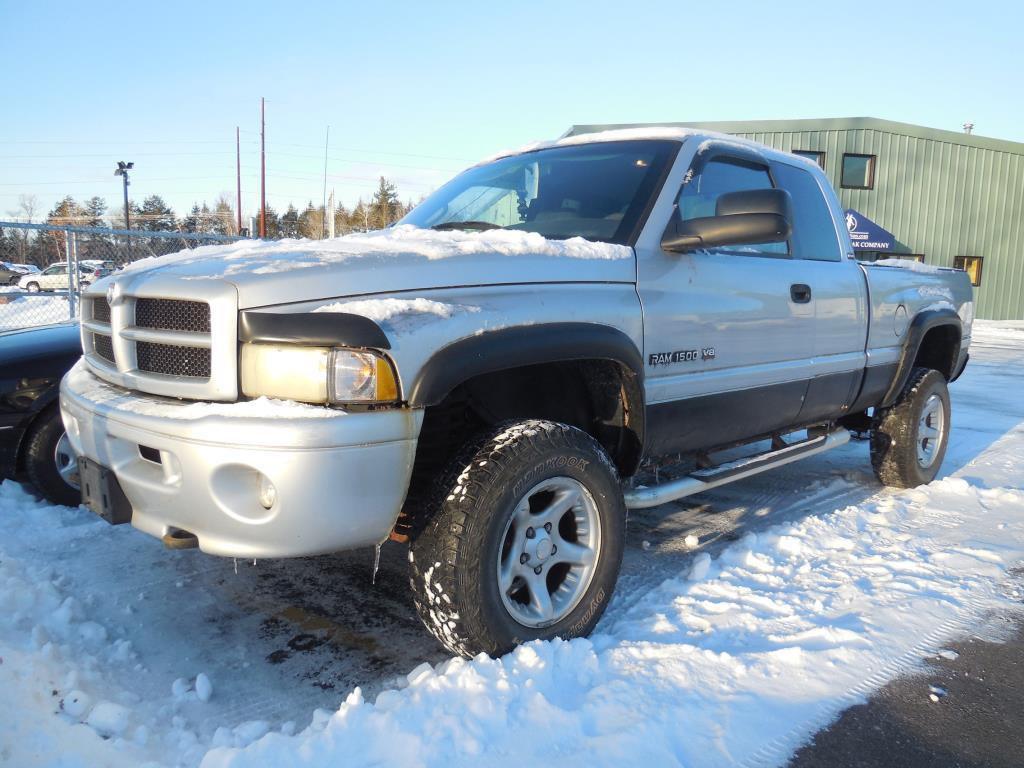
[1,0,1019,224]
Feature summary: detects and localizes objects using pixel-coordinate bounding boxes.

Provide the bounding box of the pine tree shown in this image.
[333,202,350,236]
[279,204,300,239]
[350,199,370,232]
[260,205,281,239]
[138,195,176,231]
[213,195,236,236]
[182,204,203,233]
[370,177,402,229]
[297,201,324,239]
[47,196,89,225]
[84,196,107,228]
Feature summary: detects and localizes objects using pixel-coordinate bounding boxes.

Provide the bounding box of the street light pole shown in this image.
[114,161,134,229]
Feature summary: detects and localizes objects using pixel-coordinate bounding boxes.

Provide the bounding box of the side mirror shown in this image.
[661,188,793,253]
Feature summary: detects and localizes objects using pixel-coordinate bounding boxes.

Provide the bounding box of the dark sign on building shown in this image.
[844,209,896,251]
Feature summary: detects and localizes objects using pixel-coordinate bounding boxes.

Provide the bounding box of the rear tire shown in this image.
[26,281,40,293]
[24,405,81,506]
[870,367,950,488]
[409,420,625,658]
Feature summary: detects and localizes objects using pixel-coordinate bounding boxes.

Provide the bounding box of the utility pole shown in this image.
[327,190,335,238]
[114,161,134,229]
[260,97,267,238]
[236,126,243,234]
[321,125,330,239]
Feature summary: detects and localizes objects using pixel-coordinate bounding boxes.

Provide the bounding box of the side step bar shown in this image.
[624,428,851,510]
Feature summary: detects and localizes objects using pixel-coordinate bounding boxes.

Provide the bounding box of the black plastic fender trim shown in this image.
[238,310,391,350]
[408,323,645,408]
[880,308,961,408]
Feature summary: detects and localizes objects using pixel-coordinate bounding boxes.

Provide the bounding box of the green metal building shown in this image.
[569,118,1024,320]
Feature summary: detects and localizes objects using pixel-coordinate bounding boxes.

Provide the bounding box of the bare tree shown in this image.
[5,194,39,262]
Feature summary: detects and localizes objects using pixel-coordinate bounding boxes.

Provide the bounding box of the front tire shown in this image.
[409,420,625,658]
[870,367,950,488]
[24,404,81,506]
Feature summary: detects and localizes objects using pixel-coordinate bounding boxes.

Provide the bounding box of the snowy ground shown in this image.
[2,320,1023,768]
[0,287,75,330]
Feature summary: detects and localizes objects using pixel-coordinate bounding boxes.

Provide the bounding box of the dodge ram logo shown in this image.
[106,281,123,306]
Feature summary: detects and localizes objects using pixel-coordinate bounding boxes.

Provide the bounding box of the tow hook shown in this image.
[162,528,199,550]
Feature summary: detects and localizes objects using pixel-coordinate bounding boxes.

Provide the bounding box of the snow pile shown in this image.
[201,473,1024,768]
[120,225,632,280]
[1,320,1022,767]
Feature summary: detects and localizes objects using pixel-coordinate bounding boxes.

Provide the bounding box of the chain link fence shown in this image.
[0,221,246,331]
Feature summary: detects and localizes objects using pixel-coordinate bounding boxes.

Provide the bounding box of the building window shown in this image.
[841,153,876,189]
[792,150,825,169]
[954,256,984,286]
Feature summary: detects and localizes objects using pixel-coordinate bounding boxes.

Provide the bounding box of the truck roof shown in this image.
[484,126,819,171]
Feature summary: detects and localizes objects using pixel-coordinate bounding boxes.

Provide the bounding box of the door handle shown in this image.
[790,283,812,303]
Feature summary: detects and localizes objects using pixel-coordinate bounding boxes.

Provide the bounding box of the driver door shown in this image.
[638,145,818,457]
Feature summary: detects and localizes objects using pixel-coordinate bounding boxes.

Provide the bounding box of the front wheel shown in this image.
[409,420,625,658]
[870,367,951,488]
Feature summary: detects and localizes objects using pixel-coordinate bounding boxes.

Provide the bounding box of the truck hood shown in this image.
[104,226,636,309]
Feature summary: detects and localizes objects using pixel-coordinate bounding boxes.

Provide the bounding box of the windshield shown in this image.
[401,140,678,245]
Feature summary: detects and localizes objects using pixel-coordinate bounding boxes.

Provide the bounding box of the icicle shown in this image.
[372,543,382,585]
[233,558,238,575]
[252,558,256,567]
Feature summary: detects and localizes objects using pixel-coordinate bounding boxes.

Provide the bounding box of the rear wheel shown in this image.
[24,405,81,506]
[25,281,40,293]
[409,420,625,657]
[870,367,950,488]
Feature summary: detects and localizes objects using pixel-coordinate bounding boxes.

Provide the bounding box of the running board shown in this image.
[623,428,851,510]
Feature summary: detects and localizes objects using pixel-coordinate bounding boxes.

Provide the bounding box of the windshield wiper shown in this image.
[430,221,502,232]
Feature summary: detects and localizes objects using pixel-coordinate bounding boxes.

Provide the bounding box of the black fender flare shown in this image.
[880,308,962,408]
[407,323,645,409]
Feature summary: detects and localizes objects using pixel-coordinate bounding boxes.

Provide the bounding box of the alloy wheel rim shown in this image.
[496,476,601,629]
[54,432,80,489]
[916,393,946,468]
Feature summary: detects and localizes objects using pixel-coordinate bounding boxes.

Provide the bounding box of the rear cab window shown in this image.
[771,162,843,262]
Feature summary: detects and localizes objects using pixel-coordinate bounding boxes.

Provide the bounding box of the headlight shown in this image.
[240,344,399,405]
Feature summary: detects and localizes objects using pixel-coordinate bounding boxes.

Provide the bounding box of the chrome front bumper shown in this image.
[60,361,422,558]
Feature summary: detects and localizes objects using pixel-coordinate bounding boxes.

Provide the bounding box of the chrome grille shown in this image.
[93,333,114,363]
[135,298,210,333]
[92,297,111,323]
[81,283,236,401]
[136,341,211,379]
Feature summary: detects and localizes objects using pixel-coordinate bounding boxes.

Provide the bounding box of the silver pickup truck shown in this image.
[61,127,972,657]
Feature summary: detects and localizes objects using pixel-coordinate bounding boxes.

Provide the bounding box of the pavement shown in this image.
[790,587,1024,768]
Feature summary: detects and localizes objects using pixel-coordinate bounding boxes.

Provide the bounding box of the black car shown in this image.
[0,322,83,505]
[0,261,29,285]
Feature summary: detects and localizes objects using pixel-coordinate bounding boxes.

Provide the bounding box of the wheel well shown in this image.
[398,360,642,535]
[913,324,960,380]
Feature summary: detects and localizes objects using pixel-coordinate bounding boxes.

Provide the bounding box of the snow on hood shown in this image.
[105,226,634,309]
[121,226,630,277]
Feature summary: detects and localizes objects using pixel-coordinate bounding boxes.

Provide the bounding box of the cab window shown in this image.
[677,156,788,256]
